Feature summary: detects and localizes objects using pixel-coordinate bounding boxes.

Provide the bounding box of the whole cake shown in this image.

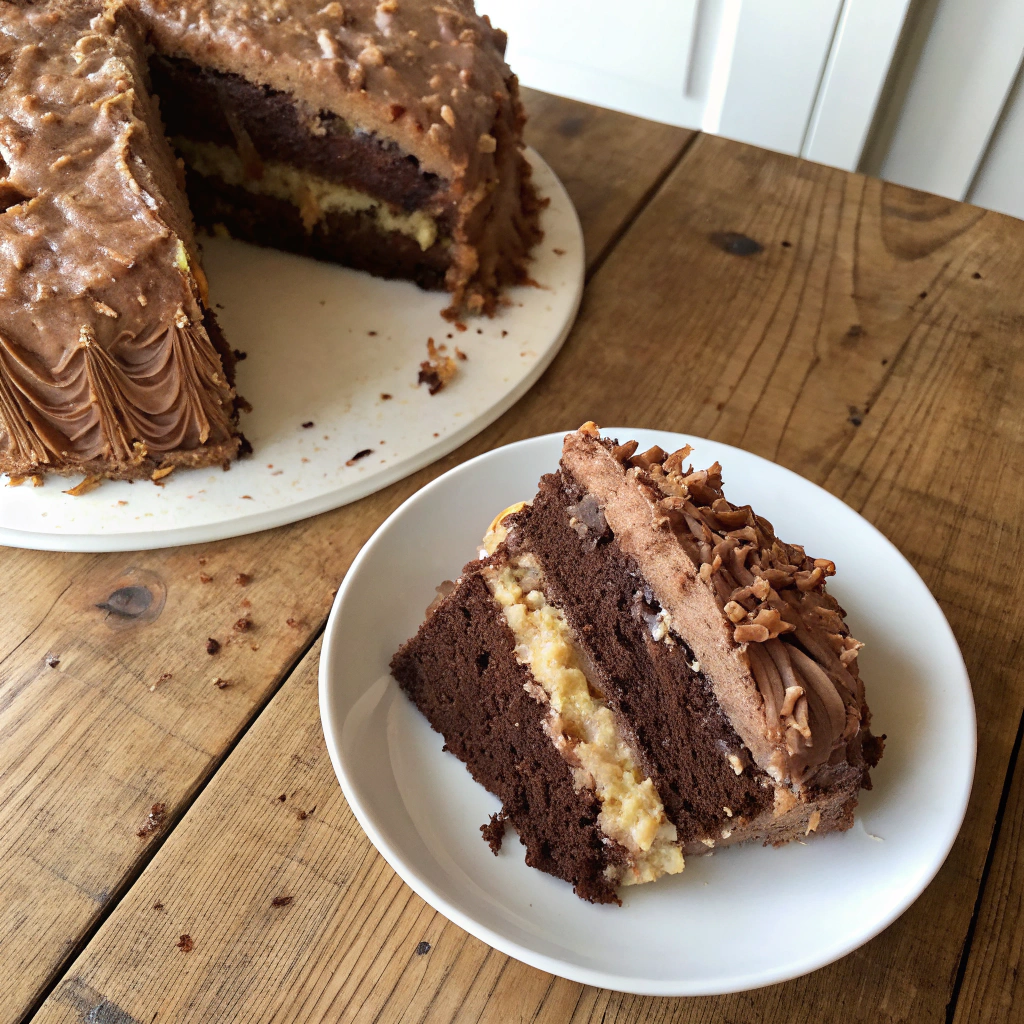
[0,0,540,482]
[391,424,884,904]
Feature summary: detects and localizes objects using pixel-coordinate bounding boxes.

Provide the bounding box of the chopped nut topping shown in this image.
[477,132,496,153]
[63,475,101,496]
[440,104,456,127]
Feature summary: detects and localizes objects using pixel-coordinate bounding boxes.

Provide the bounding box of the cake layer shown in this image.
[151,56,449,216]
[481,553,683,885]
[0,0,240,481]
[177,138,439,250]
[186,174,451,290]
[502,474,777,847]
[391,569,628,904]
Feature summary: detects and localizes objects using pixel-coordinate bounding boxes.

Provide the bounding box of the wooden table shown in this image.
[3,89,1022,1024]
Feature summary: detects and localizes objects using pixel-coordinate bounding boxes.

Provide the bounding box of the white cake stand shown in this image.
[0,150,583,552]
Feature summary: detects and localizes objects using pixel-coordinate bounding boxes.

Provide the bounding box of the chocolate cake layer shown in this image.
[186,174,451,290]
[151,56,450,216]
[391,570,626,904]
[505,474,775,845]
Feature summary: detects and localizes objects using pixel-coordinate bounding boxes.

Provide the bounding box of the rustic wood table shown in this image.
[3,90,1021,1024]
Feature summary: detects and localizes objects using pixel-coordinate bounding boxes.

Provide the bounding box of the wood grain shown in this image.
[27,133,1024,1022]
[0,93,692,1024]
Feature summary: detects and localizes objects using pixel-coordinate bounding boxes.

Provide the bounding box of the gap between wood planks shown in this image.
[945,705,1024,1024]
[16,127,701,1024]
[583,131,701,286]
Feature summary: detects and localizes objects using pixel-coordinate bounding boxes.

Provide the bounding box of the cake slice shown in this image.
[138,0,543,316]
[0,0,241,482]
[391,424,883,904]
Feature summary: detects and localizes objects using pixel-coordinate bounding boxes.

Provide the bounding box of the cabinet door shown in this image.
[479,0,908,167]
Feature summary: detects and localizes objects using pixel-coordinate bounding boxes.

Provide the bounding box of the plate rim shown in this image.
[0,149,583,553]
[318,427,977,996]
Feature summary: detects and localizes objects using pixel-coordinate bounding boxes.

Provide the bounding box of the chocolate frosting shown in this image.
[0,0,236,476]
[562,425,875,792]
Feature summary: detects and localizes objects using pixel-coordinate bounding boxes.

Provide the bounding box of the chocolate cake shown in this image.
[0,0,540,482]
[391,424,883,904]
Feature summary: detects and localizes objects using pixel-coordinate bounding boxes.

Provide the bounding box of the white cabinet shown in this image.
[479,0,911,170]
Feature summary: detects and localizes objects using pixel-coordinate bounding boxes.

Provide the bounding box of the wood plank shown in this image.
[30,135,1024,1022]
[952,719,1024,1024]
[0,94,692,1024]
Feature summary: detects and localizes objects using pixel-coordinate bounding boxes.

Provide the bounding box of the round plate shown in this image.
[0,151,582,552]
[319,428,976,996]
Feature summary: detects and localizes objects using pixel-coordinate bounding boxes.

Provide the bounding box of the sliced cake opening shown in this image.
[391,424,884,904]
[150,56,455,291]
[138,0,544,317]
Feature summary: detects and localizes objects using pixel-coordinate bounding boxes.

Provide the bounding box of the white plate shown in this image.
[0,151,582,552]
[319,428,976,996]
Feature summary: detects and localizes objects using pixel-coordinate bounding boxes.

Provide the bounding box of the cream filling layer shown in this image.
[172,138,439,251]
[482,555,683,886]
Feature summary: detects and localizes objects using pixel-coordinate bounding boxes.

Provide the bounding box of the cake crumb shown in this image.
[153,901,164,911]
[380,393,392,400]
[233,617,252,632]
[151,465,174,483]
[418,338,458,394]
[415,941,431,955]
[235,573,251,586]
[553,247,566,256]
[455,347,467,360]
[176,935,193,953]
[368,330,377,336]
[136,802,167,839]
[480,811,507,854]
[199,572,213,584]
[206,638,220,655]
[302,421,314,429]
[45,654,60,668]
[454,321,467,332]
[286,617,302,628]
[233,349,247,361]
[346,449,373,466]
[270,895,294,907]
[212,676,230,689]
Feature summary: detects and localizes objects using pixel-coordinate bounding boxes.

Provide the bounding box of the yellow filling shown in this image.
[483,555,683,886]
[173,138,439,251]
